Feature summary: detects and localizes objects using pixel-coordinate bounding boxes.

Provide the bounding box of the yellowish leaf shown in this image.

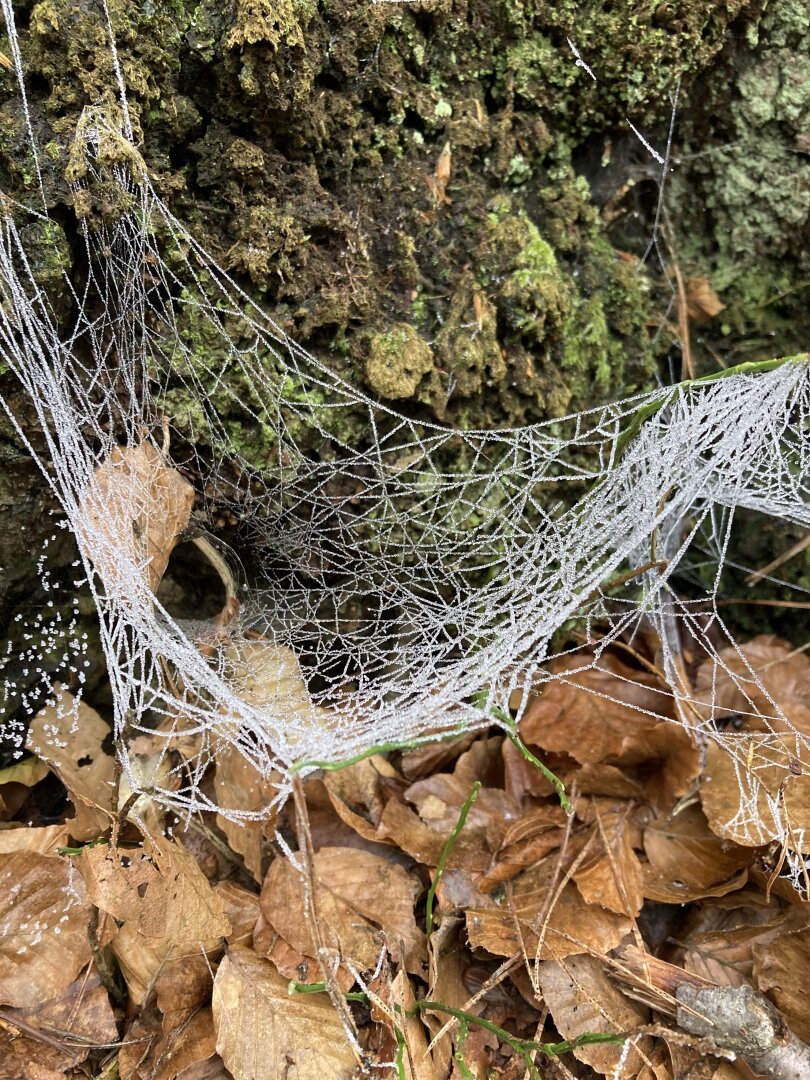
[212,945,357,1080]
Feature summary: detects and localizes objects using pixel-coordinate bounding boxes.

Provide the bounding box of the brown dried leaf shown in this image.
[120,1006,217,1080]
[0,823,69,854]
[694,635,810,734]
[0,756,50,787]
[261,846,426,976]
[78,836,230,1003]
[679,901,790,987]
[700,738,810,849]
[213,742,278,881]
[26,685,115,840]
[377,796,490,874]
[536,954,651,1077]
[642,804,753,902]
[389,970,438,1080]
[0,970,117,1080]
[79,440,195,594]
[521,655,699,805]
[214,881,261,948]
[685,275,726,323]
[753,926,810,1043]
[212,945,356,1080]
[0,852,91,1008]
[573,816,644,917]
[466,856,632,960]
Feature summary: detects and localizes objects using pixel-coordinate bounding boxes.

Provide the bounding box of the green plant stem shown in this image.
[288,980,368,1004]
[290,725,467,775]
[425,780,481,943]
[614,355,805,460]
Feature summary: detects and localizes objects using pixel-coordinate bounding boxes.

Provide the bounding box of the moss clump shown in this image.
[365,324,434,401]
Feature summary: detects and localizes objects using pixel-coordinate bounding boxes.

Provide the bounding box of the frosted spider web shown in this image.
[0,9,808,846]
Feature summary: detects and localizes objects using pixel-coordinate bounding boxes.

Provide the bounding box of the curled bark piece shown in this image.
[676,983,810,1080]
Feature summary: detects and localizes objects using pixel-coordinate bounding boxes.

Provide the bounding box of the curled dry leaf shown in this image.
[684,275,726,323]
[223,636,333,749]
[753,926,810,1044]
[0,852,91,1008]
[26,684,115,841]
[536,954,652,1078]
[212,945,357,1080]
[261,845,426,975]
[78,440,195,595]
[0,823,69,854]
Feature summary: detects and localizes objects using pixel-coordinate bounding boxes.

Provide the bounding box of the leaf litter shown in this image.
[2,449,810,1078]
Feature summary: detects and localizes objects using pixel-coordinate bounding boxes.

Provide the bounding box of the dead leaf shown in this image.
[214,741,278,881]
[693,635,810,735]
[261,846,426,975]
[26,685,115,840]
[77,835,230,1003]
[643,803,754,905]
[214,881,261,948]
[753,925,810,1043]
[120,1006,217,1080]
[573,815,644,917]
[684,276,726,323]
[0,823,69,854]
[536,954,651,1077]
[212,945,357,1080]
[388,970,437,1080]
[466,856,632,961]
[79,440,194,595]
[0,852,91,1008]
[0,971,116,1079]
[700,737,810,849]
[520,655,699,805]
[0,756,50,787]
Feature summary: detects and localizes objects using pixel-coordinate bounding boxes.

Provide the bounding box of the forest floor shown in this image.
[2,598,810,1078]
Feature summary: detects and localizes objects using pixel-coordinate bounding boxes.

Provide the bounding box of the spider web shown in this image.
[0,10,808,847]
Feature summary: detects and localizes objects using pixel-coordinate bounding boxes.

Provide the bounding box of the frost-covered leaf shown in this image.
[78,440,195,594]
[0,852,91,1008]
[212,945,356,1080]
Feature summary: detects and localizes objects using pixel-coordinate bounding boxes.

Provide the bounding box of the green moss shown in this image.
[365,324,434,401]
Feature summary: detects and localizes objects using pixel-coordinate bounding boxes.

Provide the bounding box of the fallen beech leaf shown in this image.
[693,635,810,734]
[685,275,726,323]
[388,970,437,1080]
[212,945,356,1080]
[214,881,261,948]
[573,816,644,917]
[78,835,230,1002]
[224,637,333,749]
[536,954,651,1077]
[79,440,195,595]
[323,754,396,842]
[478,804,567,891]
[753,926,810,1043]
[377,796,490,874]
[0,970,116,1080]
[0,823,69,854]
[261,846,425,975]
[26,685,115,840]
[521,654,699,805]
[466,856,631,960]
[0,852,91,1008]
[0,756,49,787]
[120,1006,217,1080]
[680,902,791,987]
[214,741,279,881]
